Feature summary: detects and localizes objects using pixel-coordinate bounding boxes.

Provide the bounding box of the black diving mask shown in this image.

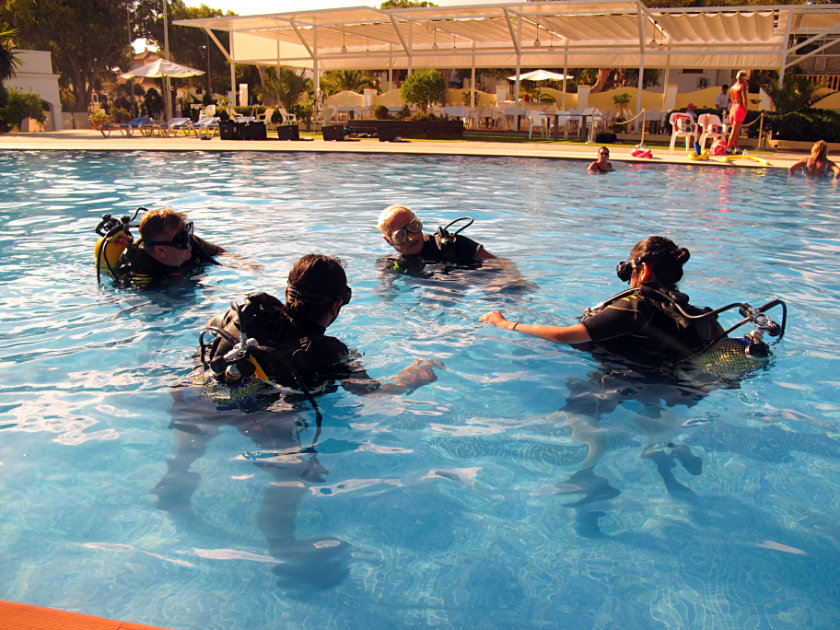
[146,221,194,250]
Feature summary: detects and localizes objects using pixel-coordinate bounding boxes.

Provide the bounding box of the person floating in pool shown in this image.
[480,236,728,530]
[377,204,535,294]
[788,140,840,179]
[155,254,442,587]
[588,146,613,173]
[114,207,224,287]
[726,70,750,154]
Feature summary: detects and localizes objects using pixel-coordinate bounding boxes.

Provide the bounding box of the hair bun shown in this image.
[675,247,690,265]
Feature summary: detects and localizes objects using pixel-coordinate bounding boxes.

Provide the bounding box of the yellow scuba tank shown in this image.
[94,209,144,282]
[94,229,133,272]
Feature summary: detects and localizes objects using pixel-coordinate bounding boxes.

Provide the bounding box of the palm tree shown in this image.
[319,70,376,97]
[264,67,312,112]
[0,27,21,84]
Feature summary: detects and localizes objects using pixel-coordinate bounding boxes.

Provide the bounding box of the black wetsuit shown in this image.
[580,283,723,368]
[387,232,486,277]
[114,235,220,287]
[205,292,377,395]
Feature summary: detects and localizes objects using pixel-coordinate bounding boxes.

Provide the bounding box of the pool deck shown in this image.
[0,129,804,170]
[0,600,175,630]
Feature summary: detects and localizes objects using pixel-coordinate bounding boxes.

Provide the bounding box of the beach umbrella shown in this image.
[507,69,573,82]
[121,59,205,120]
[507,69,573,103]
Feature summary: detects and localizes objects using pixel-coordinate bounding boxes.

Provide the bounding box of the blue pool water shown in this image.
[0,150,838,629]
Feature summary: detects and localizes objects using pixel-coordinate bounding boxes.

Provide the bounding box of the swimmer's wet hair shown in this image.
[631,236,690,287]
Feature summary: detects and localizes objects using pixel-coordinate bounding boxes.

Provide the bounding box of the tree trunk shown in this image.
[591,68,611,94]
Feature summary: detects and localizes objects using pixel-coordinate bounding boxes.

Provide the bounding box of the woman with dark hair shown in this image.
[480,236,722,367]
[480,237,725,523]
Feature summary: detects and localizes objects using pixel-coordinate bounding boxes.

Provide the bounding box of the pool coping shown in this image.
[0,600,175,630]
[0,129,803,171]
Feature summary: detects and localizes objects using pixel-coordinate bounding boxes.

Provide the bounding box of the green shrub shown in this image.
[373,104,390,119]
[400,69,445,113]
[0,88,46,130]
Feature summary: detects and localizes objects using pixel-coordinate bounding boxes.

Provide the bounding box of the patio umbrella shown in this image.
[507,69,573,82]
[507,69,574,103]
[121,59,205,120]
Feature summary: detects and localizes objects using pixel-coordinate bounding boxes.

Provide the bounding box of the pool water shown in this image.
[1,150,838,629]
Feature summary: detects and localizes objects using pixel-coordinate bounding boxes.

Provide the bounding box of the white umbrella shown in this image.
[507,69,573,82]
[121,59,205,121]
[507,69,573,104]
[121,58,204,80]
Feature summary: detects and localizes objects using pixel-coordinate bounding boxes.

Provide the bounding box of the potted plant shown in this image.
[89,110,109,130]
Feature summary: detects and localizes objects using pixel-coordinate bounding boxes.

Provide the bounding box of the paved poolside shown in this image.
[0,129,802,171]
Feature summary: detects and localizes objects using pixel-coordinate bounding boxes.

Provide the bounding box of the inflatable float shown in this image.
[631,146,653,159]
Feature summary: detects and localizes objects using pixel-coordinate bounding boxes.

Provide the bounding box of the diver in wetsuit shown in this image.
[378,204,496,269]
[155,255,442,586]
[480,236,730,527]
[114,207,224,287]
[203,253,441,395]
[376,204,535,296]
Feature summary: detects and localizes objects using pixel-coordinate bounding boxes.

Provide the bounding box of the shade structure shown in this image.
[120,58,204,79]
[508,70,573,82]
[174,1,840,113]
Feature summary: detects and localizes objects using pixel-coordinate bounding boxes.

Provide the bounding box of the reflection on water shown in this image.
[0,151,839,629]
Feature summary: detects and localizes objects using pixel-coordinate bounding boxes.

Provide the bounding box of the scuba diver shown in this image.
[155,254,442,587]
[480,236,786,533]
[378,204,496,267]
[377,204,535,295]
[94,207,224,288]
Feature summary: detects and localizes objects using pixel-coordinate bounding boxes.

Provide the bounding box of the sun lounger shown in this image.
[191,116,220,138]
[100,117,153,137]
[158,117,195,137]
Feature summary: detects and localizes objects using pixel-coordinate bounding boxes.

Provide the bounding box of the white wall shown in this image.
[5,50,63,131]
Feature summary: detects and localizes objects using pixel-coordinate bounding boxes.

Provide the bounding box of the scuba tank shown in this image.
[94,207,144,285]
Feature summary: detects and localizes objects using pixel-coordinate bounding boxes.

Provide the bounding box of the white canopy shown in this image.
[174,1,840,112]
[175,1,840,72]
[121,58,204,79]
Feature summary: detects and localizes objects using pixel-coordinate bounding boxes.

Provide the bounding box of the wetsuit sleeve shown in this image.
[451,234,483,264]
[581,293,651,342]
[190,235,222,264]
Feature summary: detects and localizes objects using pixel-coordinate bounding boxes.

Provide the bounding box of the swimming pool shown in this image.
[1,150,838,629]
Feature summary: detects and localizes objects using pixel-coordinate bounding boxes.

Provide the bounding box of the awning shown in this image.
[174,1,840,73]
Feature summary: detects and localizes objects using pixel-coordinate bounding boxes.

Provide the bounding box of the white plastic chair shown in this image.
[527,110,550,139]
[465,108,481,129]
[668,112,698,152]
[697,113,726,151]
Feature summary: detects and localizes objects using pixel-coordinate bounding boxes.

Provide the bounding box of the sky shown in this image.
[184,0,492,14]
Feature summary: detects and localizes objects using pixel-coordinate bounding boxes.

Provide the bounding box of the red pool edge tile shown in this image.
[0,600,175,630]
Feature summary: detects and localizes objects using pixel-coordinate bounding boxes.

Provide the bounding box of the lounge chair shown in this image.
[99,117,152,138]
[152,117,194,137]
[191,116,220,138]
